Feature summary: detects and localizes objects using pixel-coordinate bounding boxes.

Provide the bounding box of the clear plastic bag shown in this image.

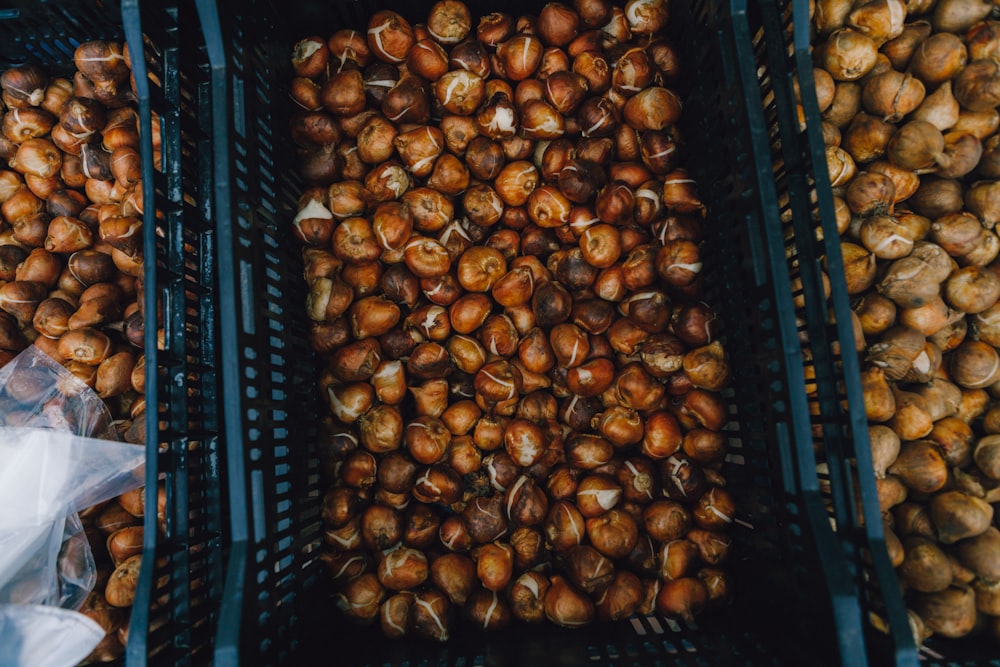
[0,426,144,608]
[0,346,117,439]
[0,347,145,665]
[0,514,96,610]
[0,604,105,667]
[56,515,96,611]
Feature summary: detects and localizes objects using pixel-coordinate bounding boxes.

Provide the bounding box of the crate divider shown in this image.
[120,1,161,662]
[207,0,326,664]
[120,1,228,664]
[783,5,920,663]
[192,0,248,664]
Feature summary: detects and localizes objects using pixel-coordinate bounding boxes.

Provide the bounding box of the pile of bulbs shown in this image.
[809,0,1000,644]
[290,0,737,641]
[0,43,156,662]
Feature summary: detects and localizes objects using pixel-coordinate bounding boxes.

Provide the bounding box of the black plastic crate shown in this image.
[0,1,225,664]
[756,1,1000,666]
[202,0,876,664]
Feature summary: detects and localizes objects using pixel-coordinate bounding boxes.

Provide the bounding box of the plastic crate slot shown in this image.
[641,616,664,635]
[251,468,268,541]
[238,215,252,233]
[253,109,273,140]
[263,232,281,251]
[679,637,699,653]
[235,157,249,178]
[274,556,295,576]
[268,353,286,370]
[233,165,250,192]
[657,638,679,655]
[263,266,281,284]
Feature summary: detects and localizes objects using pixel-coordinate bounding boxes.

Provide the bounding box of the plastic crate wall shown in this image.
[205,0,870,664]
[122,0,228,664]
[754,1,1000,666]
[198,0,326,664]
[681,1,868,664]
[756,3,917,664]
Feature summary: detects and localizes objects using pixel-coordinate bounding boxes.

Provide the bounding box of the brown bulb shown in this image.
[413,465,462,505]
[543,499,587,551]
[563,544,614,594]
[427,0,472,44]
[379,592,413,639]
[462,495,509,544]
[336,573,385,623]
[510,571,550,623]
[360,504,403,551]
[510,526,547,571]
[376,546,428,590]
[574,474,621,517]
[409,589,451,642]
[577,96,620,138]
[466,589,511,631]
[656,576,708,623]
[692,486,736,530]
[505,475,550,526]
[498,35,544,80]
[475,541,514,591]
[698,567,732,608]
[624,88,682,131]
[367,10,414,64]
[586,509,638,558]
[544,575,595,628]
[1,64,47,107]
[596,570,644,621]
